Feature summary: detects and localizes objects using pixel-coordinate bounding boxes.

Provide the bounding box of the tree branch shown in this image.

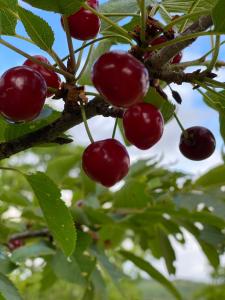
[149,15,213,69]
[0,97,123,160]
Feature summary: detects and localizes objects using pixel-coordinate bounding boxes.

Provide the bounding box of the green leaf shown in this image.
[212,0,225,33]
[0,191,30,207]
[23,0,85,15]
[18,6,54,51]
[0,252,16,275]
[11,242,55,263]
[120,251,182,300]
[162,0,215,14]
[25,172,76,257]
[0,273,23,300]
[144,87,176,123]
[51,250,86,285]
[0,7,17,36]
[40,263,57,292]
[156,226,176,275]
[195,165,225,187]
[0,106,60,143]
[114,179,150,209]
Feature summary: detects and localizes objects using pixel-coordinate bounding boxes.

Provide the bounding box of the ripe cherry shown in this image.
[92,51,149,108]
[23,55,61,97]
[61,0,101,41]
[123,103,164,150]
[82,139,130,187]
[0,66,47,122]
[171,52,183,64]
[179,126,216,161]
[8,239,24,251]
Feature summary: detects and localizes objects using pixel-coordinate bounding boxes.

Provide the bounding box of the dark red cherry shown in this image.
[61,0,101,41]
[8,239,24,251]
[171,52,182,64]
[123,103,164,150]
[0,66,47,122]
[82,139,130,187]
[179,126,216,161]
[87,0,99,9]
[92,51,149,108]
[23,55,61,97]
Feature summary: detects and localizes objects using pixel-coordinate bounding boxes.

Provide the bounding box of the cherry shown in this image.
[92,51,149,108]
[8,239,24,251]
[82,139,130,187]
[123,103,164,150]
[61,0,101,41]
[144,35,182,64]
[179,126,216,161]
[23,55,61,97]
[0,66,47,122]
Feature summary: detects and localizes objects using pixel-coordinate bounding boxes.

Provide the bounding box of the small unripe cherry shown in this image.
[23,55,61,97]
[179,126,216,161]
[82,139,130,187]
[123,103,164,150]
[92,51,149,108]
[0,66,47,122]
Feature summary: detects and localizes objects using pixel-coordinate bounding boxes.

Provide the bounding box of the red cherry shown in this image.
[171,52,182,64]
[82,139,130,187]
[8,239,24,251]
[92,51,149,108]
[23,55,61,97]
[151,36,167,46]
[0,66,47,122]
[123,103,164,150]
[87,0,99,9]
[179,126,216,161]
[61,0,101,41]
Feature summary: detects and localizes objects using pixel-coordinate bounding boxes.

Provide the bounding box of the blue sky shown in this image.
[1,0,225,282]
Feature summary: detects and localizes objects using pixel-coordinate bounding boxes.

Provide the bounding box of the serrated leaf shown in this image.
[0,273,23,300]
[120,251,182,300]
[0,252,16,275]
[18,6,54,51]
[25,172,76,257]
[11,242,55,263]
[0,8,17,35]
[23,0,85,15]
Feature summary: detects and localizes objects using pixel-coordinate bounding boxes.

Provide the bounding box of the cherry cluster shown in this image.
[0,56,61,122]
[0,0,216,188]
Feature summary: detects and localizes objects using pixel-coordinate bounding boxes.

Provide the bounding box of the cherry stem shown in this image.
[207,34,220,72]
[139,0,146,43]
[179,0,202,33]
[0,166,24,175]
[80,103,94,143]
[76,41,87,71]
[0,38,74,80]
[83,3,132,40]
[76,44,94,81]
[62,16,76,75]
[112,118,118,139]
[173,112,188,138]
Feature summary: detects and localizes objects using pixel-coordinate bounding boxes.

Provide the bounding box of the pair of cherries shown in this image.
[83,51,216,187]
[0,55,61,122]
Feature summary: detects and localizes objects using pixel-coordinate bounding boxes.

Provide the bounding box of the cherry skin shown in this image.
[123,103,164,150]
[179,126,216,161]
[0,66,47,122]
[23,55,61,97]
[92,51,149,108]
[61,0,101,41]
[82,139,130,187]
